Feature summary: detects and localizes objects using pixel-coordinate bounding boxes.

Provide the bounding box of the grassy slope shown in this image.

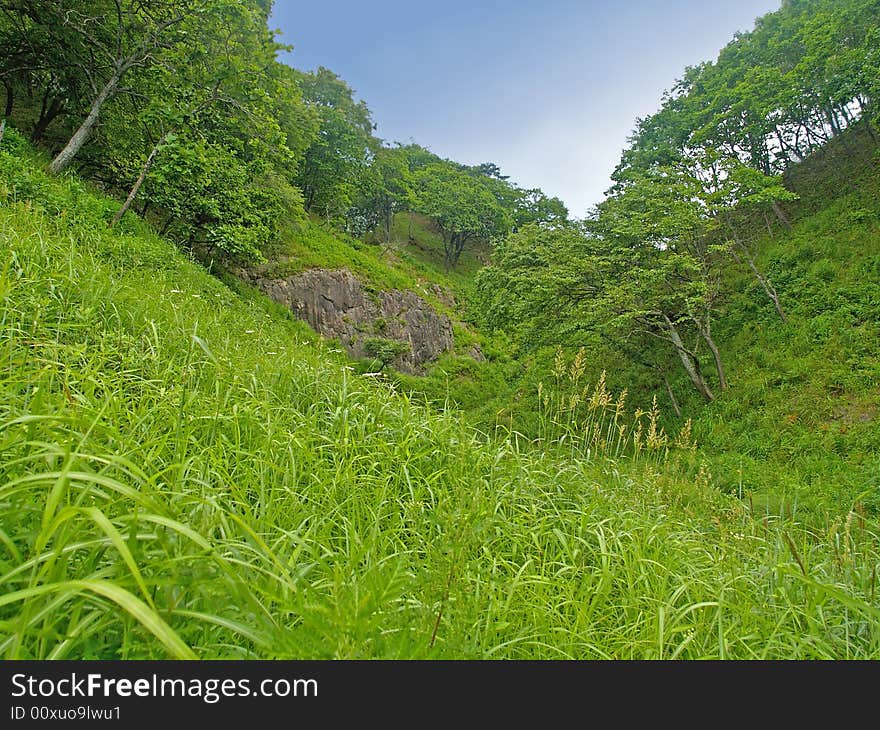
[1,132,879,659]
[262,206,500,385]
[279,124,880,523]
[692,124,880,514]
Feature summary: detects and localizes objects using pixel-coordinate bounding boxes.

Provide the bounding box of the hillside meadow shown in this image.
[1,139,878,659]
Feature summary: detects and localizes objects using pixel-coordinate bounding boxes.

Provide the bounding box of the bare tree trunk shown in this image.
[111,134,167,227]
[746,252,786,323]
[727,222,788,323]
[700,327,728,390]
[50,65,125,173]
[733,244,788,323]
[660,371,682,417]
[771,201,792,229]
[662,314,714,403]
[0,119,5,147]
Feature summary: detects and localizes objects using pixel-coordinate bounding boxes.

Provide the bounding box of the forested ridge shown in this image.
[0,0,879,659]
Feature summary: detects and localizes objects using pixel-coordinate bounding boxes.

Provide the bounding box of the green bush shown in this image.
[364,336,410,366]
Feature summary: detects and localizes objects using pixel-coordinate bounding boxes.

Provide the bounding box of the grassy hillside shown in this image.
[291,121,880,528]
[2,131,879,659]
[692,124,880,515]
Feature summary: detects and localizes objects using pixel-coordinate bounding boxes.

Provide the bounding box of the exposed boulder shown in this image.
[238,267,454,373]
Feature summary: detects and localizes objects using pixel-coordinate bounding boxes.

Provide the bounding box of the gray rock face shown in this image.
[239,267,454,373]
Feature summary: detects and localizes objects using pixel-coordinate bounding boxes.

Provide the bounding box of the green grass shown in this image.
[688,124,880,514]
[1,132,879,659]
[267,216,418,292]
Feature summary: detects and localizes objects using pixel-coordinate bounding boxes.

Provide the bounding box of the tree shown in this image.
[347,145,412,241]
[294,67,377,222]
[511,188,569,230]
[475,221,691,411]
[0,4,87,143]
[595,166,728,399]
[5,0,201,174]
[105,0,296,229]
[411,161,507,271]
[144,135,283,263]
[707,159,799,321]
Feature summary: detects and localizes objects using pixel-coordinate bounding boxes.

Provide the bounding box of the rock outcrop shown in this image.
[239,267,455,373]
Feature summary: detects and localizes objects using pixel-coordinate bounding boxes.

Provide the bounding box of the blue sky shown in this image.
[270,1,780,217]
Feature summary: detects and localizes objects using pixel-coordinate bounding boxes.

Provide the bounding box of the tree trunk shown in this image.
[31,96,65,144]
[3,80,12,118]
[160,214,175,237]
[728,228,788,323]
[662,314,714,403]
[825,106,841,137]
[443,232,456,273]
[50,65,125,173]
[110,135,167,227]
[451,234,467,269]
[660,371,682,418]
[383,208,392,245]
[742,247,787,323]
[771,201,792,229]
[700,327,728,390]
[0,80,9,146]
[726,221,787,322]
[860,107,879,144]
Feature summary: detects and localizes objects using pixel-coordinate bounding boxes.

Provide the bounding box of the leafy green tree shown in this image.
[103,0,295,229]
[144,135,283,264]
[0,4,88,143]
[476,221,690,411]
[706,159,799,321]
[596,166,727,399]
[411,161,507,271]
[347,145,412,241]
[6,0,200,173]
[460,161,568,231]
[294,67,377,222]
[511,188,569,230]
